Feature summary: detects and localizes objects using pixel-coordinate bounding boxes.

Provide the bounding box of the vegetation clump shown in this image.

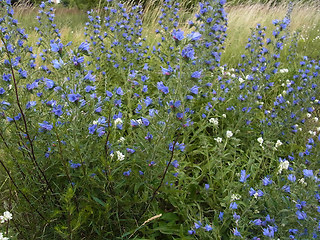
[0,0,319,239]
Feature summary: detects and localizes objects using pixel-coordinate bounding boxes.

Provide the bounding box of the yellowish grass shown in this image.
[221,2,320,63]
[11,2,320,65]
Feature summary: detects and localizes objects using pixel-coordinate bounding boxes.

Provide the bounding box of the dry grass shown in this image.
[11,1,320,66]
[222,2,320,64]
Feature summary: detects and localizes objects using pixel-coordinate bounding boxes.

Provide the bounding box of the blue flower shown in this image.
[116,87,124,95]
[172,29,184,41]
[282,185,290,193]
[2,73,12,82]
[126,148,135,154]
[233,227,241,237]
[171,160,179,168]
[69,160,81,169]
[145,132,153,141]
[45,78,55,89]
[187,31,201,41]
[18,69,27,78]
[263,226,275,238]
[303,169,313,178]
[78,42,90,52]
[39,121,53,131]
[83,72,96,82]
[296,210,307,220]
[131,119,139,127]
[88,124,96,134]
[68,93,81,102]
[218,212,224,221]
[190,85,199,94]
[262,176,273,186]
[252,219,262,226]
[141,117,150,126]
[230,202,238,209]
[194,221,202,229]
[157,82,169,94]
[161,66,173,75]
[287,174,296,182]
[50,42,63,52]
[205,225,213,231]
[26,101,36,109]
[182,45,195,59]
[239,169,250,183]
[52,59,63,69]
[191,71,201,79]
[145,97,153,107]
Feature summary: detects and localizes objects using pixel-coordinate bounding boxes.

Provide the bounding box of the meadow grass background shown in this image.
[13,0,320,67]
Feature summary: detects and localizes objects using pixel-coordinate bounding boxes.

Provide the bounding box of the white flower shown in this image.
[93,120,98,125]
[231,194,241,201]
[226,130,233,138]
[257,137,264,145]
[298,178,307,186]
[279,68,289,73]
[116,151,125,161]
[238,77,245,83]
[209,118,219,126]
[275,140,283,148]
[137,119,142,125]
[114,118,123,126]
[306,113,311,118]
[0,233,9,240]
[222,114,226,118]
[110,153,114,158]
[214,137,222,143]
[278,160,289,174]
[0,211,12,223]
[314,117,318,122]
[3,211,12,221]
[309,131,316,136]
[118,137,125,143]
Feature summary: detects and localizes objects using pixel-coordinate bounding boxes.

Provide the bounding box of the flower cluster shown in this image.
[0,0,319,239]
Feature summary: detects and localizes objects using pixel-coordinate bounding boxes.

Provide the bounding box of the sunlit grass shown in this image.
[14,1,320,67]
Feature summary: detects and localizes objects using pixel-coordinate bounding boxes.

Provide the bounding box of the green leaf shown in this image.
[92,196,106,207]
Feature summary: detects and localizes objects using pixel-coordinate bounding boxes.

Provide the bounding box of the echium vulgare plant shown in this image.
[0,0,319,239]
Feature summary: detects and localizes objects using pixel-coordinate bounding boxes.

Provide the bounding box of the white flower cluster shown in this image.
[0,211,12,223]
[274,140,283,150]
[0,211,12,240]
[226,130,233,138]
[278,160,289,174]
[230,193,241,201]
[279,68,289,73]
[209,118,218,126]
[0,233,9,240]
[114,118,123,126]
[110,151,125,161]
